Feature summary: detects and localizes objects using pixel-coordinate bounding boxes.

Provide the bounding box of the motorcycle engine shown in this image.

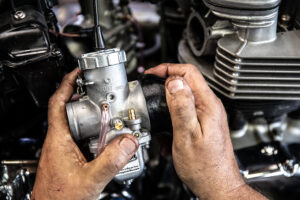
[176,0,300,195]
[1,0,300,199]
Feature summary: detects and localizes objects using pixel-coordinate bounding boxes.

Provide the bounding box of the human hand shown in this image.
[31,68,139,200]
[145,64,266,199]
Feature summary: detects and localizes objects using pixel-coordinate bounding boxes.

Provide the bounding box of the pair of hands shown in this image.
[31,64,266,199]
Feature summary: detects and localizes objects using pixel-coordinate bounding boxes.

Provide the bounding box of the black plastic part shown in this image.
[288,108,300,120]
[139,74,172,136]
[236,142,297,171]
[94,25,106,50]
[10,0,16,13]
[229,111,247,131]
[93,0,106,50]
[220,97,300,123]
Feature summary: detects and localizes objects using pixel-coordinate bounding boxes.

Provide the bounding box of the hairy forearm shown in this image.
[226,184,267,200]
[194,183,267,200]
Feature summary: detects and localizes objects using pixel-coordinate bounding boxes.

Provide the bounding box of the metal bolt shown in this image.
[134,132,140,138]
[261,146,278,156]
[124,179,133,185]
[281,14,291,22]
[114,119,123,130]
[104,78,111,84]
[14,10,26,20]
[128,109,136,120]
[52,50,61,56]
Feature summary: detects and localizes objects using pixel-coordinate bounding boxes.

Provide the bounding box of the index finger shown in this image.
[48,68,81,129]
[145,63,218,108]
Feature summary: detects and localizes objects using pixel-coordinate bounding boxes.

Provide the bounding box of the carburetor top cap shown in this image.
[78,48,127,70]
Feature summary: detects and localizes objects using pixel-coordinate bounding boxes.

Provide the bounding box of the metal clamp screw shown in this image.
[14,10,26,20]
[76,75,94,96]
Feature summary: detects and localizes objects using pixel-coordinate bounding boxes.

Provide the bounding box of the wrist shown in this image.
[193,181,267,200]
[191,170,246,199]
[224,184,267,200]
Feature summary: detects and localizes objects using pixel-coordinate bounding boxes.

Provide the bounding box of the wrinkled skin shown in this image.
[31,68,139,200]
[32,64,267,200]
[145,64,267,200]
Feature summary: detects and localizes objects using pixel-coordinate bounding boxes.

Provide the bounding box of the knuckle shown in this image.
[48,95,56,107]
[171,97,190,116]
[215,96,222,106]
[185,64,196,73]
[173,137,189,153]
[213,97,226,115]
[63,73,71,81]
[185,64,196,70]
[106,156,125,174]
[111,160,124,173]
[173,140,184,153]
[62,73,75,85]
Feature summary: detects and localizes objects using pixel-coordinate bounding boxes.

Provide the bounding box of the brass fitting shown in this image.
[114,121,123,130]
[128,108,136,120]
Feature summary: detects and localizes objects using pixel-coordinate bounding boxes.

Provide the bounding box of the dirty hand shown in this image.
[31,68,139,200]
[146,64,266,199]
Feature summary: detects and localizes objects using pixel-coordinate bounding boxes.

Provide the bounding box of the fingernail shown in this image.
[168,79,184,94]
[120,138,137,155]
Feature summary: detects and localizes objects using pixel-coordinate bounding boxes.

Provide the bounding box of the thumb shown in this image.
[166,77,202,142]
[86,134,139,187]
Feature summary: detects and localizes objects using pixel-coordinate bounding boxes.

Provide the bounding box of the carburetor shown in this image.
[66,48,151,183]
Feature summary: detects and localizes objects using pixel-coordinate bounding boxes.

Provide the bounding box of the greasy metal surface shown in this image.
[218,31,300,59]
[186,10,234,57]
[204,0,279,43]
[204,0,281,10]
[178,40,300,100]
[66,49,151,182]
[181,0,300,100]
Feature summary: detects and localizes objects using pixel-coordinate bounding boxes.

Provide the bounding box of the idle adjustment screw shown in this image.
[113,119,124,130]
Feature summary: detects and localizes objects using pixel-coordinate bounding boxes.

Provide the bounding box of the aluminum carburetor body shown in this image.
[66,48,151,183]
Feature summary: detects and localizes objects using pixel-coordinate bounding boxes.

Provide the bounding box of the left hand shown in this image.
[31,68,139,200]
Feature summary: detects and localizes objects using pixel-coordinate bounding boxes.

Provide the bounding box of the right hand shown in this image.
[145,64,266,199]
